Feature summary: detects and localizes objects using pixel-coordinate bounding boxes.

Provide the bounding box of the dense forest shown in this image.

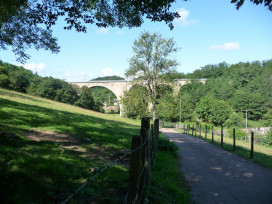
[0,60,103,112]
[122,60,272,129]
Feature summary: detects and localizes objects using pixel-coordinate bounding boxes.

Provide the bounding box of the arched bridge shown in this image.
[70,79,207,116]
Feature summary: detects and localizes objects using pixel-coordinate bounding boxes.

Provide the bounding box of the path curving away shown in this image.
[161,128,272,204]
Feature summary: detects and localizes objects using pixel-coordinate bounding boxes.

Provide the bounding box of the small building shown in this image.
[103,101,107,108]
[113,98,118,106]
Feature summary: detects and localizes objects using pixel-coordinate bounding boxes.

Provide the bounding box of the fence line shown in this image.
[127,117,159,204]
[160,121,259,159]
[62,118,159,204]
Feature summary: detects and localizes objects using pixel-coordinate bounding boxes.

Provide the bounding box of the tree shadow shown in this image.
[0,98,139,203]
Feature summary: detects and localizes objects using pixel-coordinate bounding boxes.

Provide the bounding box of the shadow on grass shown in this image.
[0,128,130,204]
[0,98,139,203]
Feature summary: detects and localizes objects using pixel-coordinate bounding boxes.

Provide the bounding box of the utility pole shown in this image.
[245,110,248,129]
[179,96,181,123]
[109,94,110,105]
[242,110,249,129]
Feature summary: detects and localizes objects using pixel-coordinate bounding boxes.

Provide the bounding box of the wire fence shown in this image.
[127,117,159,204]
[62,117,159,204]
[160,121,272,159]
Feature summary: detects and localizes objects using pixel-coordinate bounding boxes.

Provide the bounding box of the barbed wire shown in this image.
[62,136,148,204]
[132,142,150,204]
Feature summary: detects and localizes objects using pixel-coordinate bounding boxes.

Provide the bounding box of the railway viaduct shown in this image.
[70,79,207,116]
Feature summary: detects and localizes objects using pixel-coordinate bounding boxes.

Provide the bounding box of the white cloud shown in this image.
[65,70,87,82]
[210,42,240,51]
[96,27,109,34]
[174,8,197,26]
[23,63,46,73]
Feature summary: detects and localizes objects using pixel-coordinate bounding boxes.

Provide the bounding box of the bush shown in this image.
[225,112,244,127]
[263,109,272,127]
[227,128,247,139]
[262,130,272,146]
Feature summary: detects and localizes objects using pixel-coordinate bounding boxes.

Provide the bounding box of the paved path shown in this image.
[161,128,272,204]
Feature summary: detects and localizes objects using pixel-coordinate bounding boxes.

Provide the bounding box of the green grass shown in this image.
[0,88,140,203]
[177,127,272,168]
[148,134,191,204]
[0,88,190,203]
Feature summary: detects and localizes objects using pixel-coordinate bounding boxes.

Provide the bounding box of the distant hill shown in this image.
[91,75,125,81]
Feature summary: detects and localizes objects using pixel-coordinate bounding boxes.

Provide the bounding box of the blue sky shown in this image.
[1,0,271,82]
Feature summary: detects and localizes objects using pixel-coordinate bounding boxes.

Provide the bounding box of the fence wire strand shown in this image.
[62,137,148,204]
[131,137,151,204]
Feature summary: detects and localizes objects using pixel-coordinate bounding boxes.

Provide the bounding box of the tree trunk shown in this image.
[152,102,156,120]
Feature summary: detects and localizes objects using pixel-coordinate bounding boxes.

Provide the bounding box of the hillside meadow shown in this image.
[0,88,190,203]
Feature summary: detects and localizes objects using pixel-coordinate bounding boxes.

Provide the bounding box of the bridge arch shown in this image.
[70,79,207,116]
[71,80,132,101]
[70,80,132,116]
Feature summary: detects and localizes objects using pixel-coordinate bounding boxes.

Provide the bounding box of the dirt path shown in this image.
[161,128,272,204]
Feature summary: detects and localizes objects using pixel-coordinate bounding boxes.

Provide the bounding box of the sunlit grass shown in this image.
[0,88,140,203]
[0,88,189,203]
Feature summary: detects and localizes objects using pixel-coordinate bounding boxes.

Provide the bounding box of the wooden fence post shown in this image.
[139,117,150,203]
[205,125,207,140]
[212,126,214,142]
[127,135,142,204]
[150,124,154,167]
[221,126,223,146]
[195,125,197,137]
[233,128,236,151]
[251,132,254,159]
[154,119,159,153]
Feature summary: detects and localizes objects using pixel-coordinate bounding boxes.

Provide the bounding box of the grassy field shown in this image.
[176,127,272,168]
[0,88,189,203]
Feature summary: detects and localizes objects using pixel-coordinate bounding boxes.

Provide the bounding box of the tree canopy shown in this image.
[231,0,272,11]
[91,75,125,81]
[125,31,178,119]
[0,0,179,63]
[1,0,271,62]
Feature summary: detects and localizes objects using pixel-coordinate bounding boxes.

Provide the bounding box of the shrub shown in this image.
[262,129,272,146]
[225,112,244,127]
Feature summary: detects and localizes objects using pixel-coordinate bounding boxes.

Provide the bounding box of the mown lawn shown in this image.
[0,88,189,203]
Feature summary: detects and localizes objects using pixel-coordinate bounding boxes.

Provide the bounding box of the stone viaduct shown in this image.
[70,79,206,116]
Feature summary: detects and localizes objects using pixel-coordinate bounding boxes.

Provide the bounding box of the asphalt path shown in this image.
[161,128,272,204]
